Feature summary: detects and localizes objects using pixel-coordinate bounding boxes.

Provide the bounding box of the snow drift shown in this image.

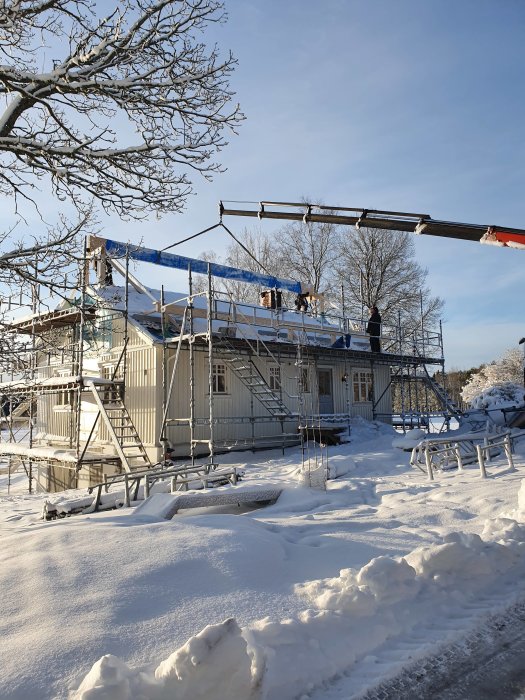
[72,503,525,700]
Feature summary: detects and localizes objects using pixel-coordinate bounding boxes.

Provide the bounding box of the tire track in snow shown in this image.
[356,598,525,700]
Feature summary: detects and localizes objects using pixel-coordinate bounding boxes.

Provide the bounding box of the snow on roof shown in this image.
[0,375,113,393]
[92,284,358,347]
[0,443,115,463]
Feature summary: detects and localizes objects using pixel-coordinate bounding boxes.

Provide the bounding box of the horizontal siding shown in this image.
[30,311,394,462]
[164,347,393,454]
[123,345,159,446]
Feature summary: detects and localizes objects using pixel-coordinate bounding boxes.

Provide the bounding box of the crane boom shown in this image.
[219,201,525,248]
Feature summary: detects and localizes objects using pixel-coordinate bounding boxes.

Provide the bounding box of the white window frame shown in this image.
[54,389,73,409]
[212,363,228,394]
[53,369,73,410]
[269,366,281,392]
[353,370,373,403]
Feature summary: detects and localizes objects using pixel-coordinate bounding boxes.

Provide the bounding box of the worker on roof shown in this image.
[294,293,309,313]
[366,306,381,353]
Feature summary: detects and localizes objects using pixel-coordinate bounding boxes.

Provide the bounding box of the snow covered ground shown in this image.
[2,417,525,699]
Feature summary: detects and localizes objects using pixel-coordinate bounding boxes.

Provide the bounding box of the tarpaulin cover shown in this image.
[104,239,302,294]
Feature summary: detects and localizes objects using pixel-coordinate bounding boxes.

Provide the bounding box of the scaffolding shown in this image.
[0,234,455,494]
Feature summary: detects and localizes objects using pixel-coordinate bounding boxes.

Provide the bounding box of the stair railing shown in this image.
[218,298,297,401]
[77,340,129,467]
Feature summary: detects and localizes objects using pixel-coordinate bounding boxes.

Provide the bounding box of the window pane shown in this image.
[213,364,227,393]
[299,368,309,393]
[353,371,373,403]
[269,366,281,391]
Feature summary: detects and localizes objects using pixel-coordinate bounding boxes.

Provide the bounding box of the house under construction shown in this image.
[0,235,457,493]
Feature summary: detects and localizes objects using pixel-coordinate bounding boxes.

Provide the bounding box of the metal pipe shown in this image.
[207,264,215,468]
[189,265,196,466]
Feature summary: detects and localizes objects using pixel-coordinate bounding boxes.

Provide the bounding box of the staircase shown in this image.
[89,382,151,472]
[215,337,294,418]
[420,367,463,420]
[0,397,34,424]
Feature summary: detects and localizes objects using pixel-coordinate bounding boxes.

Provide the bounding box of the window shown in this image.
[269,366,281,392]
[353,371,373,403]
[212,363,228,394]
[298,367,310,393]
[102,363,123,382]
[54,369,73,409]
[100,363,124,402]
[55,389,73,408]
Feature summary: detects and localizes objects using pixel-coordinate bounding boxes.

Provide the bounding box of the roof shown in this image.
[91,284,363,349]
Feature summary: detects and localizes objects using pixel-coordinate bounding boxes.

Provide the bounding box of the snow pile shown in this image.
[328,454,356,478]
[519,480,525,514]
[155,619,252,699]
[73,619,253,700]
[405,530,518,581]
[468,382,525,412]
[392,428,426,450]
[73,511,525,700]
[350,415,397,439]
[299,462,327,489]
[299,528,523,619]
[298,555,420,613]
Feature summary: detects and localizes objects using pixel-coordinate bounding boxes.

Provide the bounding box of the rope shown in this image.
[162,219,300,293]
[219,222,277,279]
[160,222,224,252]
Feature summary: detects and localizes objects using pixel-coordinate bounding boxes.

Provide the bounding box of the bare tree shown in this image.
[206,201,342,307]
[336,227,443,329]
[0,0,242,335]
[273,219,341,299]
[195,228,280,305]
[0,211,90,295]
[0,0,243,219]
[223,228,281,304]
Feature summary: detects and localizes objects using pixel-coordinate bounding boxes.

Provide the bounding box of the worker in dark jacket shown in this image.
[366,306,381,352]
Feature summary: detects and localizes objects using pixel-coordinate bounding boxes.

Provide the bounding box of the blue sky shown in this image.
[32,1,525,369]
[102,0,525,370]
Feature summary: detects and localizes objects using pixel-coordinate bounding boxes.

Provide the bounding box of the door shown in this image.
[317,369,334,414]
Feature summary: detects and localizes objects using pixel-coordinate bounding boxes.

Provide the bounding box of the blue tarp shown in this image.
[104,239,302,294]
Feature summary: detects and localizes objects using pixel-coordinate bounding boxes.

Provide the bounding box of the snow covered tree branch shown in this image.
[0,0,243,219]
[0,211,88,294]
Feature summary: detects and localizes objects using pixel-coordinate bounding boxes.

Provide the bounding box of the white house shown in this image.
[0,238,444,492]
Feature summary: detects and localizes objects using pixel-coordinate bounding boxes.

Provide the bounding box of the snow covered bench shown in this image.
[86,464,240,510]
[42,464,242,519]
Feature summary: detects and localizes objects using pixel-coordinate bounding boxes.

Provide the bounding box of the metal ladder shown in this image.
[215,337,294,418]
[89,382,151,472]
[420,368,463,420]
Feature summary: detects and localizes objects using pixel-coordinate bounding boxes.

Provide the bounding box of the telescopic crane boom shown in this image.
[219,201,525,248]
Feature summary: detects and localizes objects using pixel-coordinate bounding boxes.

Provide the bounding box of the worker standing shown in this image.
[294,294,309,313]
[366,306,381,352]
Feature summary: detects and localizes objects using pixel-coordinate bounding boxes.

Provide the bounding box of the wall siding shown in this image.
[32,313,393,468]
